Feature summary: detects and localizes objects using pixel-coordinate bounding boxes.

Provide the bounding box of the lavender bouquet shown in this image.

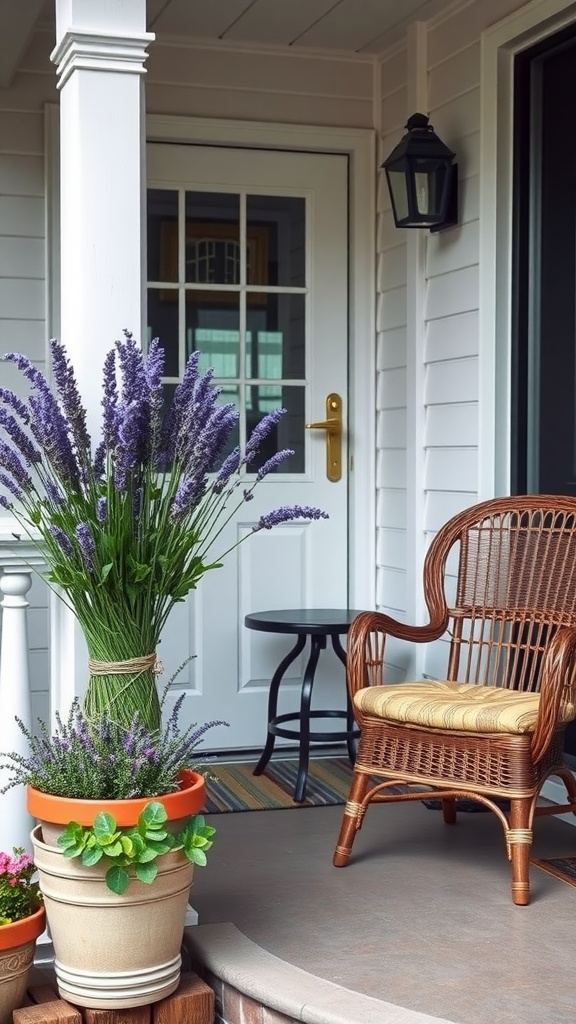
[0,333,327,733]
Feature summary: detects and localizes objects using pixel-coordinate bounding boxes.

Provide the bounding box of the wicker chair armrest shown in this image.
[531,625,576,763]
[346,610,449,704]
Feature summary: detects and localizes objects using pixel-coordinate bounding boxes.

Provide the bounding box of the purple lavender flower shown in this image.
[94,347,119,476]
[169,476,206,521]
[243,489,254,502]
[50,338,92,476]
[3,354,81,489]
[245,408,286,463]
[0,440,33,492]
[145,337,165,466]
[254,506,330,531]
[45,478,64,507]
[96,496,108,524]
[0,495,10,509]
[0,389,30,424]
[0,471,24,502]
[48,524,74,557]
[256,449,294,480]
[0,409,41,466]
[75,522,95,571]
[214,446,241,493]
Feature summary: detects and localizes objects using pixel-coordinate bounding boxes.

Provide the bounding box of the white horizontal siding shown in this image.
[426,403,478,448]
[146,41,374,128]
[0,26,54,726]
[426,311,479,362]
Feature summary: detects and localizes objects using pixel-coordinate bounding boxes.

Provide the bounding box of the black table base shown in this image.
[245,609,362,802]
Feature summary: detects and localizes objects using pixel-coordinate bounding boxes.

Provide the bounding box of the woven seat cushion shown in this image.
[354,680,576,734]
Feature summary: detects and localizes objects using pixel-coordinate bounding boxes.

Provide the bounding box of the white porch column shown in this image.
[50,0,154,714]
[0,528,46,853]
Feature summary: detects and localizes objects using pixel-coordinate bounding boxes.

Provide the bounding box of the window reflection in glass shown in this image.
[184,193,241,285]
[246,294,305,380]
[245,385,304,473]
[148,190,178,282]
[147,288,179,378]
[185,294,240,377]
[246,195,305,287]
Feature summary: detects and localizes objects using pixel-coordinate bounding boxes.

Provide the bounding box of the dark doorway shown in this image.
[512,26,576,757]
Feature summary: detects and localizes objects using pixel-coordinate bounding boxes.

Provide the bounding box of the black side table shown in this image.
[245,608,362,802]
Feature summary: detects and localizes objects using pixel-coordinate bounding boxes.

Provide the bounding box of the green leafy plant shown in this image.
[57,801,216,895]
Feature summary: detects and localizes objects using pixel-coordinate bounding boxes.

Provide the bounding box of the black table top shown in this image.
[245,608,364,635]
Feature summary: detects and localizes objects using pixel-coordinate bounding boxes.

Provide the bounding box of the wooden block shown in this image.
[28,985,62,1004]
[13,999,82,1024]
[152,974,214,1024]
[82,1006,151,1024]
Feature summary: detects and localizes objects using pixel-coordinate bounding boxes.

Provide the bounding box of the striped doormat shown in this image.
[203,756,355,813]
[531,856,576,889]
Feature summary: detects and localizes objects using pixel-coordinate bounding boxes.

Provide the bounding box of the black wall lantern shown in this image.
[382,112,458,232]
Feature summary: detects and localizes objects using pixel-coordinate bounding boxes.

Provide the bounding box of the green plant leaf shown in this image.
[102,840,123,857]
[120,835,134,857]
[144,829,168,841]
[135,861,158,885]
[106,865,130,895]
[186,847,207,867]
[57,822,84,850]
[93,812,117,842]
[100,563,113,582]
[139,802,167,830]
[81,846,103,867]
[137,847,158,863]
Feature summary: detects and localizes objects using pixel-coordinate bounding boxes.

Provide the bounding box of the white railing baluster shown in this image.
[0,522,45,853]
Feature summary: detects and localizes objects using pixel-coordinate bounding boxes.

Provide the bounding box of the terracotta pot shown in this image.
[27,769,204,842]
[0,907,46,1024]
[28,772,206,1009]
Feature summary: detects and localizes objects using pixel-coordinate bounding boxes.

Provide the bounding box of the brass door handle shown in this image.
[305,393,343,482]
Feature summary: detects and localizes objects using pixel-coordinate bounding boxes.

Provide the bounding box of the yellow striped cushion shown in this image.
[354,680,576,734]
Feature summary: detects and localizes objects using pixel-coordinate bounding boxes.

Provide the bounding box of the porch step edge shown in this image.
[183,923,458,1024]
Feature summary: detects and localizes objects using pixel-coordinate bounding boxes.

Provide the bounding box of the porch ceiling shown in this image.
[34,0,457,57]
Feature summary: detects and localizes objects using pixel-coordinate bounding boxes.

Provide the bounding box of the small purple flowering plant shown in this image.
[0,333,327,733]
[0,848,42,924]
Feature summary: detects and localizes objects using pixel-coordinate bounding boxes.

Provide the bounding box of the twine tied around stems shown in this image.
[87,653,164,677]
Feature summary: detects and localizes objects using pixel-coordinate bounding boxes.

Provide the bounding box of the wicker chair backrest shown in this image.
[424,496,576,692]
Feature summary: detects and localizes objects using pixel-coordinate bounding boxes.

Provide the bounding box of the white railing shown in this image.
[0,518,45,854]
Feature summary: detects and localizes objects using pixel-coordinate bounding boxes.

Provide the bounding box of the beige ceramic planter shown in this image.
[28,771,206,1009]
[0,907,46,1024]
[31,826,194,1009]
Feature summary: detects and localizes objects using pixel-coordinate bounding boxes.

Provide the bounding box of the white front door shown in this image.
[146,143,348,751]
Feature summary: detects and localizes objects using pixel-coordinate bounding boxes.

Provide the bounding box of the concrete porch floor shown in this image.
[186,794,576,1024]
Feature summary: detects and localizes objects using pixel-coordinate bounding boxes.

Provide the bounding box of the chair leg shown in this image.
[441,798,457,824]
[333,768,371,867]
[508,798,533,906]
[555,765,576,813]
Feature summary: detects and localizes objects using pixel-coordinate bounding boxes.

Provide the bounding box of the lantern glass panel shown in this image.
[387,169,409,223]
[412,158,449,218]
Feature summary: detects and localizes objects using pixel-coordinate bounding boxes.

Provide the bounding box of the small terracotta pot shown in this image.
[0,907,46,1024]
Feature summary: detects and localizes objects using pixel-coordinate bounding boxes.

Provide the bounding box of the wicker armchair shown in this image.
[334,495,576,904]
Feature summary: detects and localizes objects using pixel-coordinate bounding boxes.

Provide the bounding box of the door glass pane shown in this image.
[148,189,178,282]
[246,294,305,380]
[185,192,241,285]
[185,294,240,377]
[246,195,305,287]
[245,385,305,473]
[147,287,179,377]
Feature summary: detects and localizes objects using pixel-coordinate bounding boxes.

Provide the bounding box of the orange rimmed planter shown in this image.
[27,769,205,831]
[28,771,206,1010]
[0,906,46,1024]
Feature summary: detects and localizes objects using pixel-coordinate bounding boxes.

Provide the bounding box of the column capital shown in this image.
[51,28,155,89]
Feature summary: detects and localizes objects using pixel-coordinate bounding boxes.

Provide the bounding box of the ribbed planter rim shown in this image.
[0,906,45,951]
[26,769,205,826]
